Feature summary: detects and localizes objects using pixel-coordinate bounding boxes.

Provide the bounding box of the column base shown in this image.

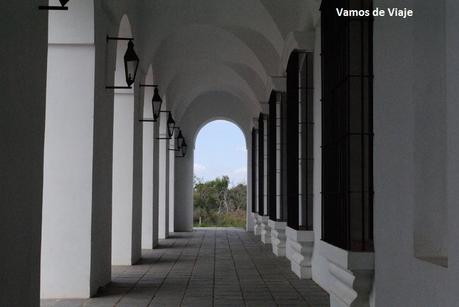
[260,216,271,244]
[252,213,261,235]
[269,220,287,256]
[320,240,374,307]
[286,227,314,279]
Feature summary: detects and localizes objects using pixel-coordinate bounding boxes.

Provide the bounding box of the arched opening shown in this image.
[193,120,247,228]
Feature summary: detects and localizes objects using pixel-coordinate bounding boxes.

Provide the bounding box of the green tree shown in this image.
[193,176,246,227]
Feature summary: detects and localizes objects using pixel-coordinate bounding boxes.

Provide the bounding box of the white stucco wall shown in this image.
[373,0,457,306]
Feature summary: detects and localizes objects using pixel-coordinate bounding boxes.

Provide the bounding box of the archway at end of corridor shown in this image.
[193,120,247,229]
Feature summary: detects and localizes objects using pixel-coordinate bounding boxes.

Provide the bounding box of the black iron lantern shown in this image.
[181,140,188,157]
[176,130,185,149]
[167,113,176,138]
[152,87,163,120]
[124,40,139,87]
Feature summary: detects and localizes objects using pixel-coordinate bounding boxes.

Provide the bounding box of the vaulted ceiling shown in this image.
[135,0,320,122]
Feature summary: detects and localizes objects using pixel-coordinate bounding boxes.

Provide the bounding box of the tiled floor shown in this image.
[41,228,330,307]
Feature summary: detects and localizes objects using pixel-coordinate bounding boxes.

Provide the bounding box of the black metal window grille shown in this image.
[279,93,288,221]
[321,0,374,252]
[268,91,278,221]
[258,113,265,216]
[251,128,257,213]
[286,50,314,231]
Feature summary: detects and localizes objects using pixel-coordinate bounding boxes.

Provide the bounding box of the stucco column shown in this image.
[152,123,160,247]
[169,138,175,233]
[174,147,194,232]
[260,115,271,244]
[246,147,255,231]
[159,114,170,239]
[142,120,155,249]
[41,0,114,297]
[42,41,98,297]
[111,88,142,265]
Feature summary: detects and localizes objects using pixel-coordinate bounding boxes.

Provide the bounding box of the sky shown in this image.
[194,120,247,186]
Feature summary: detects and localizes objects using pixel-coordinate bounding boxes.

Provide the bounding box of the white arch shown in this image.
[174,91,255,232]
[192,117,249,151]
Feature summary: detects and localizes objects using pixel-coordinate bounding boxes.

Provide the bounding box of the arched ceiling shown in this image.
[178,91,254,150]
[135,0,317,125]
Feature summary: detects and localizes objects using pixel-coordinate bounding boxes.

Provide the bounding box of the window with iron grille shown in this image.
[285,50,314,231]
[251,128,257,214]
[321,0,374,252]
[258,113,266,216]
[279,93,288,222]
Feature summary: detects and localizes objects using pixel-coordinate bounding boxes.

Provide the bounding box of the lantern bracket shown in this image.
[106,86,132,89]
[138,84,162,122]
[106,36,134,42]
[39,6,68,10]
[156,124,178,140]
[39,0,69,10]
[139,84,158,88]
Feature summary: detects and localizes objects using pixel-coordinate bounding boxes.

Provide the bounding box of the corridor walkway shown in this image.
[42,228,329,307]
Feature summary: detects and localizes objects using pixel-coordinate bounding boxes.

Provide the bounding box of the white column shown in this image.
[174,146,194,232]
[261,116,271,244]
[152,123,160,247]
[270,92,287,256]
[41,0,113,297]
[253,130,262,236]
[112,90,137,265]
[41,45,110,298]
[169,138,175,233]
[246,147,255,231]
[142,119,155,249]
[159,114,170,239]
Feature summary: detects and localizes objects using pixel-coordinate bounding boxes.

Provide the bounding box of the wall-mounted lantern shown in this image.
[39,0,69,10]
[106,37,139,89]
[176,130,185,149]
[164,127,187,158]
[180,140,188,157]
[138,85,163,122]
[156,111,176,140]
[151,87,163,120]
[168,128,183,152]
[166,112,176,138]
[124,41,139,87]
